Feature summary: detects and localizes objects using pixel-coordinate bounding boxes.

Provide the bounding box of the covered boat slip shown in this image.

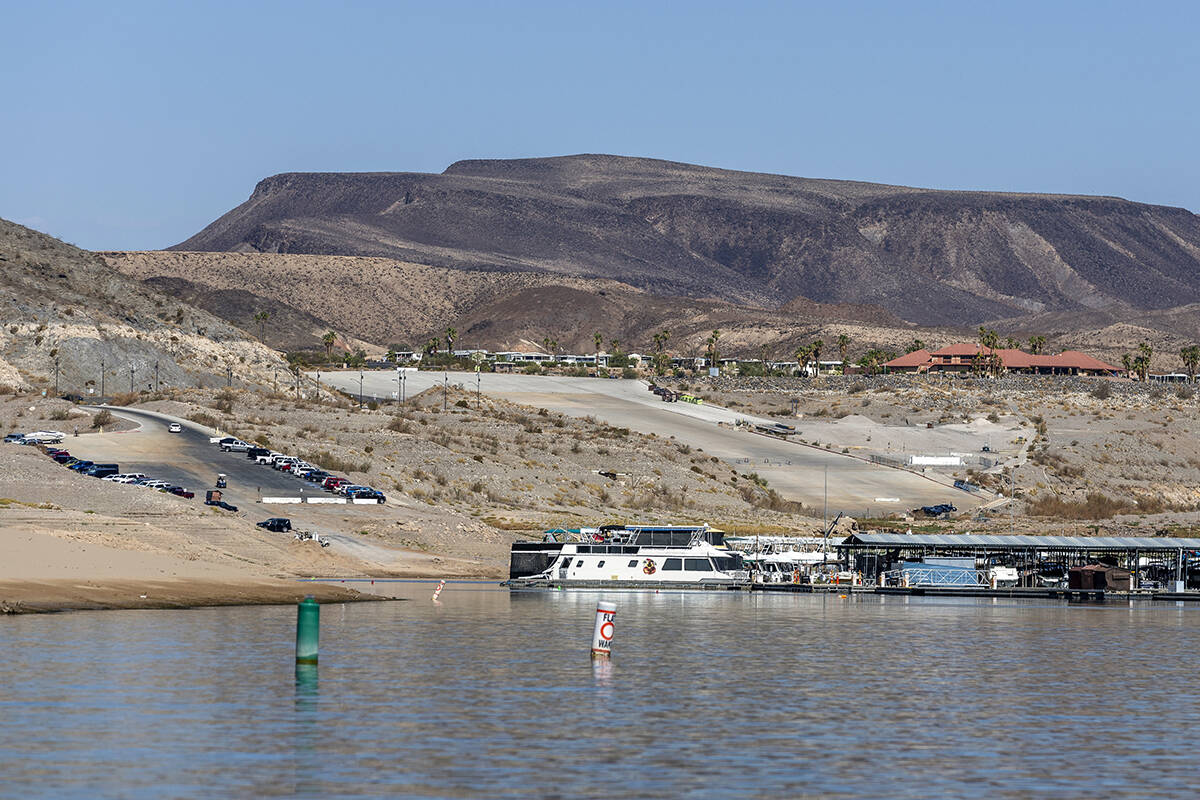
[836,532,1200,598]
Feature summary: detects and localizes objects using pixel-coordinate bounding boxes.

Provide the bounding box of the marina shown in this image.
[507,525,1200,602]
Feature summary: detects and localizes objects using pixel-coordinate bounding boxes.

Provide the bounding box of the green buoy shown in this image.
[295,595,319,664]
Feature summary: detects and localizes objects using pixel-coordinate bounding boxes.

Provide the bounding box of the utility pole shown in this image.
[443,372,448,412]
[823,463,828,536]
[100,358,105,399]
[359,369,364,408]
[226,364,232,388]
[129,363,135,394]
[154,361,159,392]
[273,366,277,394]
[53,358,59,396]
[476,367,481,409]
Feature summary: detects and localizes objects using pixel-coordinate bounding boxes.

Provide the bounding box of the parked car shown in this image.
[221,440,251,453]
[168,423,182,433]
[68,460,95,472]
[167,486,195,499]
[348,488,386,503]
[85,464,120,478]
[322,476,348,490]
[4,433,25,443]
[256,517,292,533]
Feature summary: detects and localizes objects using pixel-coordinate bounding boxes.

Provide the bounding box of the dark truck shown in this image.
[256,517,292,532]
[204,489,239,512]
[85,463,120,479]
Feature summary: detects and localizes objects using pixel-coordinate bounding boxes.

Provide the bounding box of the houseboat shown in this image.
[505,524,750,589]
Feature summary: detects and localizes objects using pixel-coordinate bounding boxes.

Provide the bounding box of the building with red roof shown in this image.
[883,344,1119,376]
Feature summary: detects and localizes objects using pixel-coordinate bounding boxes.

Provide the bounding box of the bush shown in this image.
[1176,386,1194,400]
[621,368,638,379]
[1026,492,1134,519]
[91,409,113,429]
[188,412,219,428]
[1089,382,1112,400]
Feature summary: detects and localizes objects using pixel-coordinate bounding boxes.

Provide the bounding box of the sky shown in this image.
[3,0,1198,250]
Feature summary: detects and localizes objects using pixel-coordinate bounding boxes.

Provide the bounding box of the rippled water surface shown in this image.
[3,585,1200,798]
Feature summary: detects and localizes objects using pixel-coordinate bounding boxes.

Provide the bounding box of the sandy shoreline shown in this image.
[0,578,391,614]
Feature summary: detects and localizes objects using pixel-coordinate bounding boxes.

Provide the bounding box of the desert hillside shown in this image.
[170,154,1200,326]
[0,219,284,394]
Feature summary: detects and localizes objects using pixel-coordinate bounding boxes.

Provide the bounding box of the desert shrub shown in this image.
[1089,382,1112,400]
[253,433,271,446]
[621,368,638,379]
[387,416,412,433]
[455,399,469,408]
[847,382,866,394]
[188,412,219,428]
[1026,492,1134,519]
[1176,386,1195,400]
[48,408,70,420]
[367,400,379,410]
[302,450,371,474]
[91,409,113,429]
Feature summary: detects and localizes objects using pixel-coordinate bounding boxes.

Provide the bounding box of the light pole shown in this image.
[100,358,105,399]
[476,367,481,409]
[129,363,135,394]
[443,372,448,411]
[359,369,364,408]
[154,361,159,393]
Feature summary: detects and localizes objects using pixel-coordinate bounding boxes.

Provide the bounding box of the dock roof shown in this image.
[839,532,1200,552]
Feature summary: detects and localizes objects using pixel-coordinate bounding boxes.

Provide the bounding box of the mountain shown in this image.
[0,219,282,394]
[172,155,1200,326]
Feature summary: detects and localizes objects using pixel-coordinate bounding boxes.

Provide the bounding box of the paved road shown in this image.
[73,407,396,553]
[317,370,977,515]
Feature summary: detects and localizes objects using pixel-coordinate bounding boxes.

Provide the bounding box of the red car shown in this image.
[322,476,349,490]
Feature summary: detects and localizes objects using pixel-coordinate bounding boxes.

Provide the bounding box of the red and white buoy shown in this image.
[591,601,616,659]
[432,579,446,602]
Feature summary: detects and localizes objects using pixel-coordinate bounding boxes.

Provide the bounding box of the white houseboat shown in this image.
[505,524,750,589]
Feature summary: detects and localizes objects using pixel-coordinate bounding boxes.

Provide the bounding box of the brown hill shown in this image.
[103,251,905,357]
[0,219,283,394]
[172,155,1200,326]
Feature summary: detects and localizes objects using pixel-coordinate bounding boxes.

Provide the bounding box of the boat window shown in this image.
[712,556,743,572]
[663,558,682,571]
[576,559,584,567]
[685,558,713,571]
[627,560,638,567]
[597,560,605,568]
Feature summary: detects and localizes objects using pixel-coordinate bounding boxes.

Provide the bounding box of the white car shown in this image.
[168,423,182,433]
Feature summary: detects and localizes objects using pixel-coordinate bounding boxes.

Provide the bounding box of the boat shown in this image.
[505,524,750,589]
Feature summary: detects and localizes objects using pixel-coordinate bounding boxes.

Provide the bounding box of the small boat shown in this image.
[505,524,750,589]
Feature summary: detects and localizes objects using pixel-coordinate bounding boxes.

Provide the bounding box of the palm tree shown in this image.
[1005,336,1020,350]
[1029,335,1046,354]
[1181,345,1200,382]
[594,331,603,369]
[837,334,851,374]
[425,337,440,356]
[444,327,457,354]
[810,339,824,373]
[652,329,671,376]
[253,310,271,340]
[905,339,925,354]
[707,329,722,369]
[1121,353,1134,377]
[977,326,1002,378]
[1135,342,1153,381]
[794,344,813,376]
[321,331,336,360]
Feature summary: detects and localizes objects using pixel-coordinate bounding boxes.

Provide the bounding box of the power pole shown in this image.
[476,367,481,409]
[226,364,232,388]
[129,363,135,394]
[273,367,277,393]
[359,369,364,408]
[443,372,448,412]
[100,358,105,399]
[53,358,59,396]
[154,361,159,392]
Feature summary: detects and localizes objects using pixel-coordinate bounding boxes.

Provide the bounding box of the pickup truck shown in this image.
[221,440,251,453]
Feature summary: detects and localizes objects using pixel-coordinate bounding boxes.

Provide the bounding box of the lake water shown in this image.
[2,584,1199,799]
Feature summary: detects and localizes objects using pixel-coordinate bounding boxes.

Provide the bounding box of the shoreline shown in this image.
[0,577,398,615]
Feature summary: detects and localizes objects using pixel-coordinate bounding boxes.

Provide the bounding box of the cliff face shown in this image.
[173,155,1200,326]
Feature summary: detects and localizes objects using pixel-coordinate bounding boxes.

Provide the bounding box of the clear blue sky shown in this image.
[3,0,1197,250]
